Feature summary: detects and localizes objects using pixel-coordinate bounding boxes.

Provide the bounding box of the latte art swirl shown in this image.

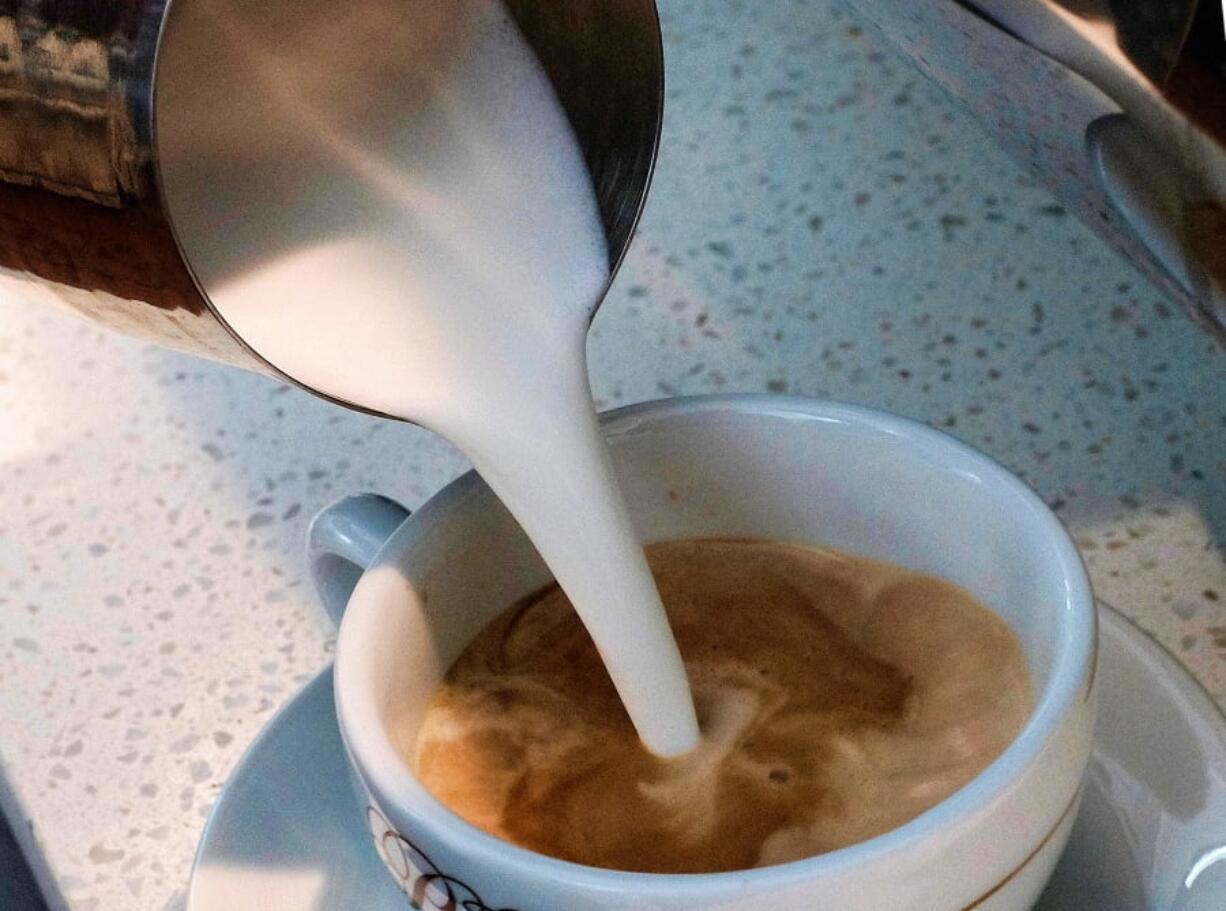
[408,539,1033,873]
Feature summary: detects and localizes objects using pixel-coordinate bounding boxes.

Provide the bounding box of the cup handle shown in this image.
[307,494,411,627]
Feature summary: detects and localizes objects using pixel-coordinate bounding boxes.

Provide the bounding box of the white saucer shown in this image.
[188,605,1226,910]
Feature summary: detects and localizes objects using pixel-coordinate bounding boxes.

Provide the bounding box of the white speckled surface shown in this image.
[0,1,1223,909]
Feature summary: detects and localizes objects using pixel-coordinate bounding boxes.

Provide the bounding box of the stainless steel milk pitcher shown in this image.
[0,0,663,415]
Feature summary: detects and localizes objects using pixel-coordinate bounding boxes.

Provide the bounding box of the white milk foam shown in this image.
[168,0,698,754]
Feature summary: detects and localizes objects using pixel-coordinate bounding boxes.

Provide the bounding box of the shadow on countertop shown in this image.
[0,813,48,911]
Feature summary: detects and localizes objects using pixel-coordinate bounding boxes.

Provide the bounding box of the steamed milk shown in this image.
[160,0,698,754]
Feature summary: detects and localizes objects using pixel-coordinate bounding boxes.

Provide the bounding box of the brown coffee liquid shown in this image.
[408,539,1032,873]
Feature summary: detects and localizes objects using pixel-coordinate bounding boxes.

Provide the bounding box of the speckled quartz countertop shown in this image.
[0,1,1224,909]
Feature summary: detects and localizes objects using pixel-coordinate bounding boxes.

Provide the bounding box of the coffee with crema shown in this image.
[408,539,1033,873]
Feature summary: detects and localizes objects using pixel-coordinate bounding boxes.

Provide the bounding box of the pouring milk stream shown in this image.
[158,0,699,755]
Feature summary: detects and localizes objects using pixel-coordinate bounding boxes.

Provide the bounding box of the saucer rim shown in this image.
[1097,597,1226,741]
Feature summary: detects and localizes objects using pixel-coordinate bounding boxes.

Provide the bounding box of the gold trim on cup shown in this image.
[963,783,1084,910]
[1082,602,1103,703]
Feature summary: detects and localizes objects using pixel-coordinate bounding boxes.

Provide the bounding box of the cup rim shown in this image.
[334,393,1097,890]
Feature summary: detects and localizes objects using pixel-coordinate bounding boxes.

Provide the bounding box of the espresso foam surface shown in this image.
[409,539,1033,873]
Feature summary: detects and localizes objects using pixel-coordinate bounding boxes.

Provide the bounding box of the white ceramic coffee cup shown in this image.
[308,395,1097,910]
